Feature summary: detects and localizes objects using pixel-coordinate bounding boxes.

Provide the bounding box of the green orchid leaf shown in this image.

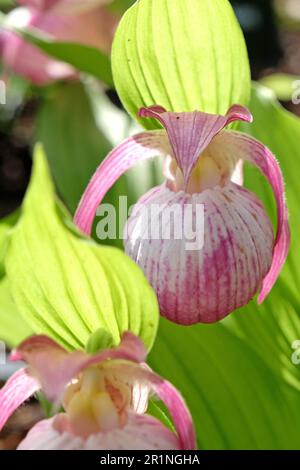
[112,0,250,128]
[0,210,19,278]
[0,277,33,347]
[0,211,32,347]
[0,12,113,87]
[150,318,300,450]
[5,145,159,351]
[150,84,300,449]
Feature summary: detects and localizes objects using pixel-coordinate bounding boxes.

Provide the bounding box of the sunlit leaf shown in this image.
[5,145,159,351]
[112,0,250,128]
[0,210,19,278]
[0,277,33,347]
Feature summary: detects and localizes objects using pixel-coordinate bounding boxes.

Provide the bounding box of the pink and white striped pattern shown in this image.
[125,183,274,324]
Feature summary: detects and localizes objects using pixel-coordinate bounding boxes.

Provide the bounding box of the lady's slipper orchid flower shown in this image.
[0,1,116,85]
[0,332,195,450]
[74,105,290,325]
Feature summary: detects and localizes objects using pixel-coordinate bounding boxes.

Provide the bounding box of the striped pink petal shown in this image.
[139,105,252,184]
[0,368,40,432]
[18,413,180,450]
[211,131,290,302]
[74,131,171,235]
[12,332,147,403]
[153,379,196,450]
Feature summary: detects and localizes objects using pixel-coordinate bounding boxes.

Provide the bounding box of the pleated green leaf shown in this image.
[0,210,19,278]
[5,145,159,351]
[0,277,33,347]
[112,0,250,127]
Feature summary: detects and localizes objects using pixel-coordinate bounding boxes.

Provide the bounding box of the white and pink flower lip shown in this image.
[0,332,196,450]
[0,1,116,85]
[74,105,290,325]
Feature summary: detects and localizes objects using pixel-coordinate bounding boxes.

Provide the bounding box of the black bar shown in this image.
[0,450,300,466]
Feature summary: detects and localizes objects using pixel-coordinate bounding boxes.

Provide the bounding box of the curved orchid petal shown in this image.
[153,380,196,450]
[0,368,40,432]
[18,413,180,450]
[74,131,171,235]
[139,105,252,185]
[211,130,290,302]
[12,332,147,403]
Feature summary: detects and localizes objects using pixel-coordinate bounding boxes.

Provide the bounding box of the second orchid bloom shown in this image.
[75,105,290,325]
[0,332,195,450]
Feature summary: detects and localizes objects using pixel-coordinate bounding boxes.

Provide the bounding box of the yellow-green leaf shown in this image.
[112,0,251,128]
[5,145,159,351]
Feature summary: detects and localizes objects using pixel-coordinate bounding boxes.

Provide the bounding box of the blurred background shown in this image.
[0,0,300,449]
[1,0,300,220]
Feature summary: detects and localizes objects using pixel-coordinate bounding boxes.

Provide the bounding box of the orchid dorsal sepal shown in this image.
[138,104,253,184]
